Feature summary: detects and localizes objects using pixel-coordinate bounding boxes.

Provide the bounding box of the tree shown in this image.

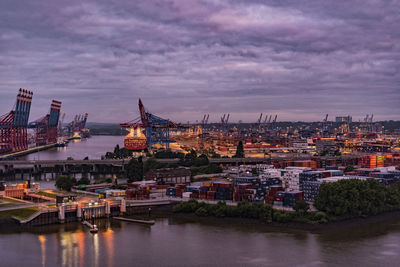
[114,144,121,158]
[180,150,197,166]
[105,152,114,159]
[234,141,245,158]
[195,154,209,166]
[210,151,221,158]
[154,149,184,159]
[105,144,132,159]
[55,175,76,191]
[143,157,167,173]
[343,165,355,173]
[125,157,144,182]
[319,150,328,156]
[314,179,400,217]
[293,200,310,215]
[78,176,90,185]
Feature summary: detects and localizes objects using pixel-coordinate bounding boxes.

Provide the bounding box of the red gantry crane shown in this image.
[0,89,33,154]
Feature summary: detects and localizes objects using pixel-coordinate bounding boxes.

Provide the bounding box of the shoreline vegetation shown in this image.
[1,202,400,232]
[169,178,400,231]
[0,207,39,220]
[157,202,400,232]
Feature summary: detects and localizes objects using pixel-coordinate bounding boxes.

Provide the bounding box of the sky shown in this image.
[0,0,399,123]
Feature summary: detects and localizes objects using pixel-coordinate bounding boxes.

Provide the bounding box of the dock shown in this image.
[113,217,155,225]
[82,220,95,228]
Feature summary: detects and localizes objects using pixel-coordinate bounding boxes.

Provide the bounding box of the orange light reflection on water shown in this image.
[38,235,46,267]
[75,230,85,267]
[103,228,115,267]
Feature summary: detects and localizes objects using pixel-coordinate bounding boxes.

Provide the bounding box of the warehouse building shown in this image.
[146,167,191,185]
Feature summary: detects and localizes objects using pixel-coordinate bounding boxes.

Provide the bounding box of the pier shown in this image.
[113,217,155,225]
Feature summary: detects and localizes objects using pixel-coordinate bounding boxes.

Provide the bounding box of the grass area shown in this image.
[36,191,58,199]
[0,197,25,203]
[0,207,39,220]
[47,204,56,207]
[0,202,20,208]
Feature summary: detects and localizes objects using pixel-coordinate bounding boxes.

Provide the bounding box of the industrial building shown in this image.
[146,167,191,184]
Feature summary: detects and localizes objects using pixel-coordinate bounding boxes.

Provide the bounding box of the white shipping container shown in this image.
[150,193,164,198]
[182,192,192,198]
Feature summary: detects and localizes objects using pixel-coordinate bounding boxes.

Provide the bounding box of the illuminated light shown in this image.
[38,235,46,267]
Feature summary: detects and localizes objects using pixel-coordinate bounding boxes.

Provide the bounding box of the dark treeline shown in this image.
[124,149,223,182]
[172,200,328,224]
[315,179,400,218]
[173,179,400,224]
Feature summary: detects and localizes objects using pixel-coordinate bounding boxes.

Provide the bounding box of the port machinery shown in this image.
[64,113,88,137]
[121,99,187,151]
[28,100,62,146]
[0,89,33,154]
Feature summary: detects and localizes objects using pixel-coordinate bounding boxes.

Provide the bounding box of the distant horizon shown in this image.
[86,119,400,125]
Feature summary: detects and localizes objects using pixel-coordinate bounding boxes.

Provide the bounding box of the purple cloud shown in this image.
[0,0,399,123]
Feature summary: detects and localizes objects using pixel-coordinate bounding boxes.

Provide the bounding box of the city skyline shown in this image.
[1,0,399,123]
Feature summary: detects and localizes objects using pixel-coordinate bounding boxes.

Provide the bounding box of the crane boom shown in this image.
[263,114,268,124]
[258,113,262,124]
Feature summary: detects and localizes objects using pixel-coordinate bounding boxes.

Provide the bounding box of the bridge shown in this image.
[0,159,126,180]
[1,154,356,181]
[0,158,272,180]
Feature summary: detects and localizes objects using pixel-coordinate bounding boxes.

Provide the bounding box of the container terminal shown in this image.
[0,90,399,228]
[0,89,90,160]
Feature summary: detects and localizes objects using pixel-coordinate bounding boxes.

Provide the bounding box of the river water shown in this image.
[1,217,400,267]
[21,136,124,160]
[5,136,400,266]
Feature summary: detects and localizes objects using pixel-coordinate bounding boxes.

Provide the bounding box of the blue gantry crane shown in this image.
[121,99,186,150]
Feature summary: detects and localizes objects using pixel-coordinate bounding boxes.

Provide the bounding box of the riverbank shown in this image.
[152,204,400,232]
[2,201,400,233]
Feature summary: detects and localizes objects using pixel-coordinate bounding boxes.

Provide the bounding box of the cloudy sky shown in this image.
[0,0,399,123]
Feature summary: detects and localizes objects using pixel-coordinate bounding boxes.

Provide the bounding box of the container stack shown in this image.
[274,191,284,206]
[301,181,322,202]
[214,182,234,201]
[125,187,150,200]
[377,155,385,168]
[359,155,377,169]
[199,184,209,200]
[185,185,200,199]
[167,187,175,197]
[174,184,186,198]
[264,185,283,205]
[370,172,400,186]
[234,183,253,202]
[207,191,216,200]
[293,160,317,169]
[299,171,323,190]
[254,187,266,202]
[283,191,303,207]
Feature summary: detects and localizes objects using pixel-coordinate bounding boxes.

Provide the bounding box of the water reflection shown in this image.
[92,233,99,267]
[103,228,114,267]
[75,230,85,267]
[3,218,400,267]
[20,136,123,160]
[38,235,46,267]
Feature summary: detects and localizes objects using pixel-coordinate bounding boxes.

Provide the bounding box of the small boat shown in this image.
[90,224,98,233]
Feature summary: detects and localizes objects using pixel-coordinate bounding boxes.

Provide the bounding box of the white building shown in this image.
[281,167,312,191]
